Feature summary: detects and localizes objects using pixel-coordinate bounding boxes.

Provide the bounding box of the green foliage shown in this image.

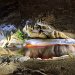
[16,29,24,41]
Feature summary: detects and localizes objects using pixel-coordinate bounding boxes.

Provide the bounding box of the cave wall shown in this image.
[18,0,75,18]
[0,0,75,32]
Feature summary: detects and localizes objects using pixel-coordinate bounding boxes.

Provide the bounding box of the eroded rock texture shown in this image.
[24,45,75,59]
[0,0,75,34]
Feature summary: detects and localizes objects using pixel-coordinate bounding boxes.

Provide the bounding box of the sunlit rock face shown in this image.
[7,33,23,49]
[23,21,70,39]
[0,24,17,48]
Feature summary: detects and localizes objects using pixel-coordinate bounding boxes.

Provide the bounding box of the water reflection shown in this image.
[25,39,75,46]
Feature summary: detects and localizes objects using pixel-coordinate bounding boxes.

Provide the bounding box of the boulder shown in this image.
[23,21,70,39]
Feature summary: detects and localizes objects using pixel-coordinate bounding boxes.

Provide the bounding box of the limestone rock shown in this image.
[7,33,23,49]
[0,24,17,48]
[23,22,70,39]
